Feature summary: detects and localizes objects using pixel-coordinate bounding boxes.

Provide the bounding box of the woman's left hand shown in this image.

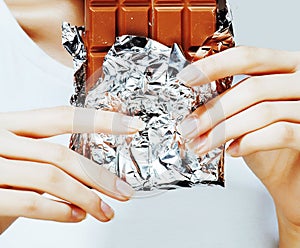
[177,46,300,248]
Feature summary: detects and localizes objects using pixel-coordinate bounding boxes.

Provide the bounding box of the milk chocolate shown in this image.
[84,0,217,86]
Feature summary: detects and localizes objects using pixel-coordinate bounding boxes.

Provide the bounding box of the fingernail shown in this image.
[115,178,135,199]
[121,116,146,132]
[177,115,200,140]
[226,143,239,157]
[71,208,86,221]
[187,135,208,155]
[100,201,114,220]
[177,64,210,87]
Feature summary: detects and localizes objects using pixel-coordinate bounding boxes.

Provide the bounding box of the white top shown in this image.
[0,0,280,247]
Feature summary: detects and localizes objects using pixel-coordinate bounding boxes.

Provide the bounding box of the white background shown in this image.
[230,0,300,51]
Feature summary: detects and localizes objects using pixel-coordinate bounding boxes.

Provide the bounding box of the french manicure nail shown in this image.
[226,144,239,157]
[116,178,135,198]
[71,208,86,221]
[100,201,114,220]
[177,115,200,140]
[121,116,146,131]
[177,64,210,87]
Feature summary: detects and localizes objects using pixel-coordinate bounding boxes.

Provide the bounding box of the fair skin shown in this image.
[5,0,83,67]
[1,0,145,233]
[0,106,144,233]
[2,0,300,247]
[177,47,300,247]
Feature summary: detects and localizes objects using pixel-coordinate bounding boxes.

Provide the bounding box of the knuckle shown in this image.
[76,191,102,217]
[88,192,101,210]
[242,77,264,101]
[236,46,255,63]
[53,144,71,164]
[21,192,41,214]
[43,165,63,186]
[258,102,275,122]
[277,122,295,144]
[235,46,250,56]
[236,46,263,68]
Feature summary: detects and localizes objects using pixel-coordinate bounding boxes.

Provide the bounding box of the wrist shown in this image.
[278,213,300,248]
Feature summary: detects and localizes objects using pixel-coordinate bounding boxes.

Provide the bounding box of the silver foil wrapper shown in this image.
[84,37,225,190]
[63,1,234,190]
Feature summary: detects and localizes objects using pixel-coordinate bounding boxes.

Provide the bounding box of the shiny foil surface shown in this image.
[63,1,234,191]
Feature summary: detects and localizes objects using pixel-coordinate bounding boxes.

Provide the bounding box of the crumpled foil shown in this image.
[63,1,234,190]
[62,22,86,107]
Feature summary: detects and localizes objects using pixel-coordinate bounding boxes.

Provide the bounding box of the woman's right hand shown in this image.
[0,106,144,232]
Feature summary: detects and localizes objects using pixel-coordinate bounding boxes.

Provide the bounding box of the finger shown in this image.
[0,189,86,223]
[184,101,300,155]
[0,129,134,201]
[0,106,145,138]
[0,216,17,234]
[226,121,300,157]
[178,73,300,140]
[177,46,300,87]
[0,158,114,222]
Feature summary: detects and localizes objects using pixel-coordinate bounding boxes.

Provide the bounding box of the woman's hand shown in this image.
[177,46,300,247]
[0,106,144,233]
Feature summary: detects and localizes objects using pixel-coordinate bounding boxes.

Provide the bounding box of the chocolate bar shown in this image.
[84,0,217,88]
[63,0,234,190]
